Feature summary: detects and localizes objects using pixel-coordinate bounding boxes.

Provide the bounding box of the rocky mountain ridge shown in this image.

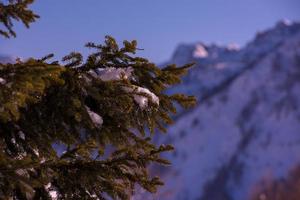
[153,20,300,200]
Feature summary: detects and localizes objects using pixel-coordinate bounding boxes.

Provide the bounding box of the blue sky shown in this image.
[1,0,300,63]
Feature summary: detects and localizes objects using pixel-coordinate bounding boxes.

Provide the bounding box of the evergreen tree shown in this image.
[0,1,196,199]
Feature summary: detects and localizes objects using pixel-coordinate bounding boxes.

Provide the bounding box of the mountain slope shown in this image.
[155,20,300,200]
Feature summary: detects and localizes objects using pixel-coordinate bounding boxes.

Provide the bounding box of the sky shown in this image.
[1,0,300,63]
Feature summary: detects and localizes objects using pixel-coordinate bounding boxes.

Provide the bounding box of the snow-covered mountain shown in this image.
[151,20,300,200]
[0,54,14,64]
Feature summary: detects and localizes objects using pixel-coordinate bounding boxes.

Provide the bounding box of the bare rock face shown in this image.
[153,21,300,200]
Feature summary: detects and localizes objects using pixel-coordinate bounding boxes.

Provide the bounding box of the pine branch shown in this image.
[0,35,196,199]
[0,0,39,38]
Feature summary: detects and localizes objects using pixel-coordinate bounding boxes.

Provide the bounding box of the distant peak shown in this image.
[226,43,240,51]
[276,19,293,27]
[251,20,300,48]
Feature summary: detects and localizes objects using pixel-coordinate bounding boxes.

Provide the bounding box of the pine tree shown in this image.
[0,1,196,199]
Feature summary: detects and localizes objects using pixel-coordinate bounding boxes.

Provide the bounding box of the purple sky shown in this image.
[1,0,300,63]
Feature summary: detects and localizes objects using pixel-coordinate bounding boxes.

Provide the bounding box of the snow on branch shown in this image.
[87,67,159,109]
[85,106,103,127]
[123,85,159,109]
[0,77,6,84]
[45,183,58,200]
[89,67,133,81]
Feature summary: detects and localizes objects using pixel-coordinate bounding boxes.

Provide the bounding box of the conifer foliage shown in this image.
[0,0,39,38]
[0,1,196,199]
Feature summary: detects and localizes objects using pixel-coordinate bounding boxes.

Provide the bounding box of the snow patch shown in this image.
[85,106,103,127]
[33,149,39,156]
[49,191,58,200]
[227,43,240,51]
[193,44,208,58]
[123,86,159,109]
[18,131,25,140]
[277,19,292,27]
[0,77,6,85]
[90,67,133,81]
[45,183,58,200]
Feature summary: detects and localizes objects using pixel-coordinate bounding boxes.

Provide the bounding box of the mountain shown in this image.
[151,20,300,200]
[0,54,14,64]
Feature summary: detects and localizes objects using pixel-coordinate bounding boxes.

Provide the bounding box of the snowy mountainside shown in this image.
[153,21,300,200]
